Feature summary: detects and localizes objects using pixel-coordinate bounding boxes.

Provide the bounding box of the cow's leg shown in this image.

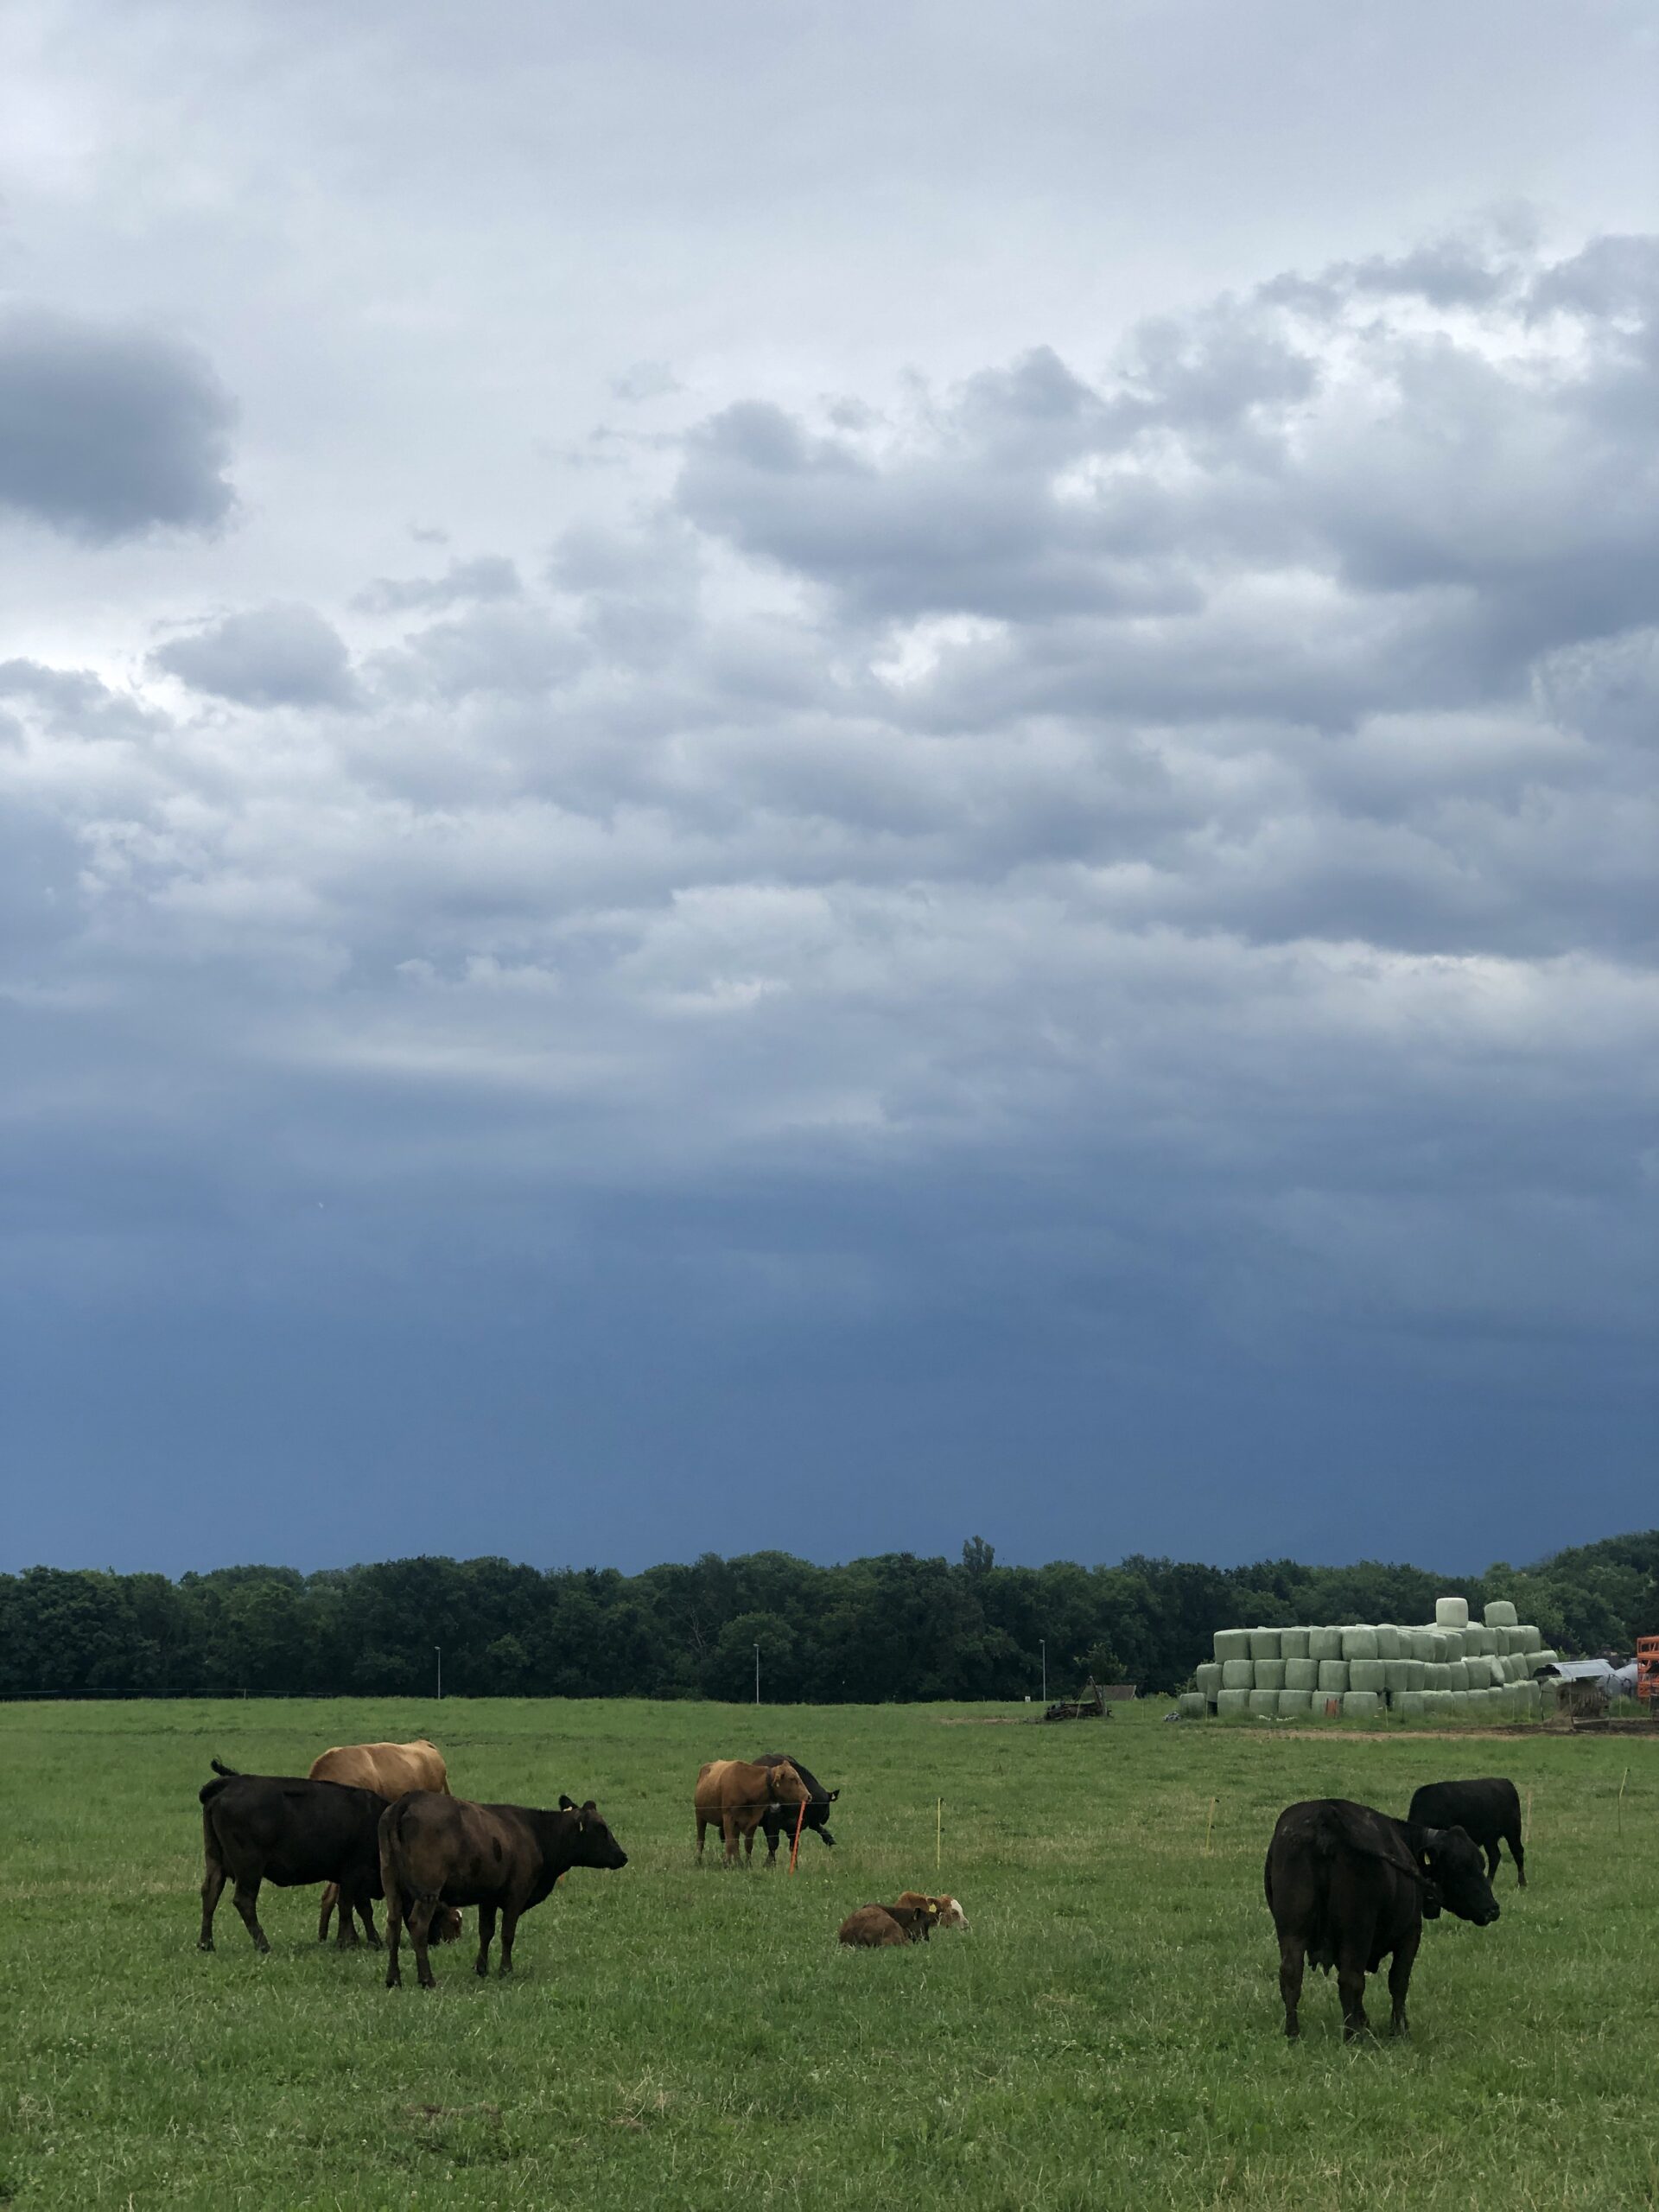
[317,1882,339,1942]
[356,1895,381,1948]
[743,1826,755,1863]
[231,1877,270,1955]
[384,1874,405,1988]
[1386,1927,1420,2037]
[199,1833,227,1952]
[1484,1841,1501,1882]
[1509,1829,1527,1887]
[475,1903,497,1977]
[409,1895,440,1990]
[498,1903,523,1975]
[1277,1937,1306,2038]
[334,1880,362,1950]
[722,1813,741,1865]
[696,1813,708,1860]
[1336,1946,1370,2041]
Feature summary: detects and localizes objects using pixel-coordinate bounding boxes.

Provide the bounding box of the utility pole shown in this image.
[1040,1638,1047,1705]
[435,1647,442,1701]
[753,1643,760,1705]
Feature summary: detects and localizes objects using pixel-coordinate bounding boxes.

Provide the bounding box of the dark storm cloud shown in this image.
[153,605,358,708]
[0,308,234,542]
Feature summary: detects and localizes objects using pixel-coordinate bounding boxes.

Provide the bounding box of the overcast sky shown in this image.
[3,1,1656,1579]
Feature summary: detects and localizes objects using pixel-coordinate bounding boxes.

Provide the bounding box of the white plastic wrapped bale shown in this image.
[1374,1625,1402,1661]
[1421,1689,1449,1716]
[1249,1629,1281,1661]
[1179,1693,1207,1718]
[1248,1689,1279,1717]
[1515,1625,1543,1654]
[1484,1599,1518,1629]
[1254,1660,1287,1692]
[1435,1595,1470,1629]
[1214,1629,1252,1663]
[1440,1628,1465,1662]
[1343,1690,1381,1719]
[1446,1661,1469,1691]
[1285,1658,1319,1691]
[1489,1626,1510,1656]
[1277,1688,1313,1717]
[1423,1662,1447,1690]
[1463,1624,1491,1657]
[1308,1627,1343,1662]
[1399,1691,1427,1718]
[1408,1629,1436,1662]
[1341,1625,1380,1661]
[1196,1662,1224,1698]
[1404,1659,1426,1690]
[1530,1650,1560,1676]
[1349,1659,1386,1693]
[1279,1628,1311,1660]
[1382,1661,1410,1696]
[1222,1660,1254,1690]
[1217,1688,1251,1717]
[1425,1630,1448,1662]
[1317,1660,1350,1694]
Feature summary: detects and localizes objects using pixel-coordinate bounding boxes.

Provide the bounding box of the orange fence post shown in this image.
[789,1796,807,1874]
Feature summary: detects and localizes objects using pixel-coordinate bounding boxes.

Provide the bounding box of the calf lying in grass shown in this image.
[838,1900,940,1947]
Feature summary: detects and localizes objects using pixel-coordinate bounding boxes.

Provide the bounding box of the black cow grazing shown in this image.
[1407,1778,1526,1888]
[380,1789,628,1989]
[200,1760,389,1955]
[757,1754,840,1862]
[1265,1798,1499,2041]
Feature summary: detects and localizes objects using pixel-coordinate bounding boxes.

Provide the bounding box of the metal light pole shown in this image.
[435,1647,442,1701]
[753,1643,761,1705]
[1040,1639,1047,1705]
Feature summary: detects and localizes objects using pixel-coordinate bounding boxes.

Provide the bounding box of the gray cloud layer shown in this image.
[0,308,235,542]
[3,230,1656,1565]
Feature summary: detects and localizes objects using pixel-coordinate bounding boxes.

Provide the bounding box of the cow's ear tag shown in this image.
[559,1795,577,1811]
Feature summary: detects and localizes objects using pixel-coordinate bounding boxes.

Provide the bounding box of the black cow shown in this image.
[1264,1797,1499,2041]
[380,1789,628,1988]
[1407,1777,1526,1888]
[757,1754,840,1862]
[199,1760,389,1954]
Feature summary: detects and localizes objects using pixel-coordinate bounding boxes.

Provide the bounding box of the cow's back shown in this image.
[1407,1777,1518,1839]
[310,1738,449,1798]
[839,1905,907,1948]
[202,1774,385,1886]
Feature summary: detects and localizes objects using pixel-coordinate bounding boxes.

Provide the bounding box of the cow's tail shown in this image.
[200,1765,238,1806]
[209,1757,241,1779]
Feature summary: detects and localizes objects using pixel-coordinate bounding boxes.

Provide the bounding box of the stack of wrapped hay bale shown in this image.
[1181,1593,1555,1721]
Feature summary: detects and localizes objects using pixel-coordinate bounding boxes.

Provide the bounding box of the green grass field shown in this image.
[3,1698,1656,2209]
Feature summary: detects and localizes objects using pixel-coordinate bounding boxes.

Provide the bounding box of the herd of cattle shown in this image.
[197,1733,1525,2031]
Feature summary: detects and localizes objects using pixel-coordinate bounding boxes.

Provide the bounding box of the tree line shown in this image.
[3,1531,1654,1703]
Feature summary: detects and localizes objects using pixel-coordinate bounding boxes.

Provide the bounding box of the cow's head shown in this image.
[933,1893,969,1930]
[563,1798,628,1872]
[431,1904,465,1944]
[1419,1826,1499,1926]
[771,1761,811,1807]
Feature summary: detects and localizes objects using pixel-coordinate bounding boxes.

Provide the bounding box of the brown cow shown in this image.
[839,1900,939,1947]
[695,1758,810,1865]
[380,1789,628,1990]
[308,1739,454,1942]
[895,1890,969,1930]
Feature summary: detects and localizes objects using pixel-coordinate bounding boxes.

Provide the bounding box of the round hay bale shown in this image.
[1425,1631,1448,1662]
[1221,1659,1254,1690]
[1404,1658,1426,1690]
[1382,1660,1410,1695]
[1277,1689,1313,1717]
[1278,1628,1310,1660]
[1422,1662,1447,1691]
[1421,1689,1449,1716]
[1342,1689,1380,1720]
[1179,1693,1208,1719]
[1446,1661,1469,1691]
[1214,1629,1252,1663]
[1461,1625,1489,1657]
[1488,1626,1511,1656]
[1254,1659,1287,1692]
[1440,1628,1465,1662]
[1317,1659,1350,1694]
[1196,1662,1224,1698]
[1306,1627,1342,1662]
[1484,1599,1518,1629]
[1396,1691,1426,1718]
[1217,1688,1251,1717]
[1435,1595,1470,1630]
[1514,1625,1542,1654]
[1249,1629,1282,1661]
[1349,1659,1386,1693]
[1374,1625,1402,1661]
[1284,1657,1319,1691]
[1530,1649,1559,1675]
[1341,1625,1380,1661]
[1248,1688,1279,1717]
[1407,1629,1436,1662]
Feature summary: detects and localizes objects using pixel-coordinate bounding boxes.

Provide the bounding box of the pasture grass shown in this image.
[3,1696,1656,2209]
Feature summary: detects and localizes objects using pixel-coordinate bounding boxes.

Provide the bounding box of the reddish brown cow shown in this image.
[694,1758,810,1865]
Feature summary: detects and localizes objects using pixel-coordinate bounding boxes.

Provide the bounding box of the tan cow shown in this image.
[895,1890,969,1930]
[309,1739,454,1941]
[839,1899,939,1946]
[695,1757,810,1865]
